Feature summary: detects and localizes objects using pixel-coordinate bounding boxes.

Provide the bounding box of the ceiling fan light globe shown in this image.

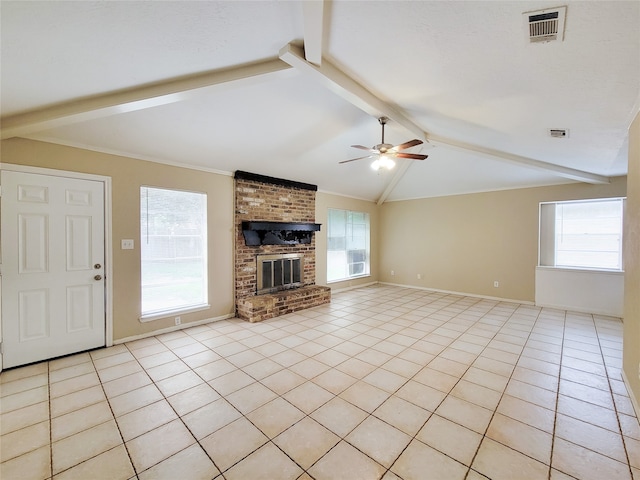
[371,155,395,171]
[380,155,396,170]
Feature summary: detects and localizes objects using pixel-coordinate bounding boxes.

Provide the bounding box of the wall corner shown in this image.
[623,109,640,414]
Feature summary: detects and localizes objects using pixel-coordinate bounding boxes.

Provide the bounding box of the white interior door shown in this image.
[1,170,106,368]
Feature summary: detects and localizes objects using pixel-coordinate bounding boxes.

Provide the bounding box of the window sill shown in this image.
[140,304,210,323]
[536,266,624,275]
[327,274,371,284]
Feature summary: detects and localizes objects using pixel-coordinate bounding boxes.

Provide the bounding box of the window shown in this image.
[539,198,624,270]
[327,208,370,282]
[140,186,208,317]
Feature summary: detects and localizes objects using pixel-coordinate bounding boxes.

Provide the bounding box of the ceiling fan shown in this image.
[339,117,428,170]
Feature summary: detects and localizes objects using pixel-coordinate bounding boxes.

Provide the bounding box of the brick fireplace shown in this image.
[234,171,330,322]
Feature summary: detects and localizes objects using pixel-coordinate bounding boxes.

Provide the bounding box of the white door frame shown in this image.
[0,163,114,369]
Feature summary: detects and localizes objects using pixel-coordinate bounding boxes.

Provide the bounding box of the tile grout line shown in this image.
[389,298,498,478]
[461,303,546,480]
[240,291,490,477]
[40,351,132,479]
[591,313,636,480]
[368,297,516,479]
[399,296,517,472]
[201,304,403,478]
[553,313,634,476]
[548,308,567,480]
[125,335,229,478]
[89,349,138,479]
[147,322,351,478]
[291,292,470,477]
[149,321,310,478]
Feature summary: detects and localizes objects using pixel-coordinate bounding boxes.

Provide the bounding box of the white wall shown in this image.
[535,267,624,317]
[623,110,640,413]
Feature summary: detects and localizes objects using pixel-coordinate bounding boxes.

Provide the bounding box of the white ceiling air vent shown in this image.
[523,6,567,43]
[549,128,569,138]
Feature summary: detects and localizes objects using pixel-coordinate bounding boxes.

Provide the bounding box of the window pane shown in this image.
[327,208,370,282]
[328,209,346,238]
[327,251,348,281]
[141,187,208,315]
[540,198,623,270]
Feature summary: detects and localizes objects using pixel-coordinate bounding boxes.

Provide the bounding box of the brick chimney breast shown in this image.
[234,171,330,322]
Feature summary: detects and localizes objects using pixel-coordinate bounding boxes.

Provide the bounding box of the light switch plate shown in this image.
[121,239,134,250]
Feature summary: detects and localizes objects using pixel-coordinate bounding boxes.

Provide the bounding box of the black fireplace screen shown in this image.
[257,253,304,294]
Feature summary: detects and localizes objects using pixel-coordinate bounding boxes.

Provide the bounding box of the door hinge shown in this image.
[0,342,3,355]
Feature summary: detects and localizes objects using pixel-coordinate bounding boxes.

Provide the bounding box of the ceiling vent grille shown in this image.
[524,6,566,43]
[549,128,569,138]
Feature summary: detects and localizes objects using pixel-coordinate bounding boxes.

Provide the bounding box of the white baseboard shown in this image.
[534,302,622,318]
[621,369,640,419]
[114,313,235,345]
[378,282,534,306]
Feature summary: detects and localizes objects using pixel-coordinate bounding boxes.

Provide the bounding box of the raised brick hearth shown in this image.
[237,285,331,323]
[234,171,330,322]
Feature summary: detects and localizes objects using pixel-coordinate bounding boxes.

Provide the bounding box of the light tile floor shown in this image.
[1,285,639,480]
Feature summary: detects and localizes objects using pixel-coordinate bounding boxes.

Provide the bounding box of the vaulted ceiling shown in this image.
[2,1,639,203]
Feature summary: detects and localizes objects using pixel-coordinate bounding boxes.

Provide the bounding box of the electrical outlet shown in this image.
[494,281,499,288]
[391,270,395,276]
[417,274,422,280]
[175,316,181,326]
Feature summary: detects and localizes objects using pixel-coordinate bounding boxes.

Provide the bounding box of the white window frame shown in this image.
[140,186,209,321]
[327,208,371,283]
[538,197,625,272]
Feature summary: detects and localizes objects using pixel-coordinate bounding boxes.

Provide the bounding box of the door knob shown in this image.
[94,264,102,269]
[94,275,103,281]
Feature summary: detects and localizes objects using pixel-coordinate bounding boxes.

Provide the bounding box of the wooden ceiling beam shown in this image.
[1,59,293,140]
[302,0,325,66]
[279,43,430,204]
[279,43,427,142]
[279,42,610,203]
[427,134,610,185]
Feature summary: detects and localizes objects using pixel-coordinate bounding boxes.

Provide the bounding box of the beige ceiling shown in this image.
[1,1,639,202]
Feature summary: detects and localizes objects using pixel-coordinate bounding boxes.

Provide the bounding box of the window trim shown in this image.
[538,197,625,273]
[139,303,211,322]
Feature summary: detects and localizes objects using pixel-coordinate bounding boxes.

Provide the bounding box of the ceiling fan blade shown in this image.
[351,144,377,152]
[339,155,377,164]
[393,139,423,151]
[395,153,428,160]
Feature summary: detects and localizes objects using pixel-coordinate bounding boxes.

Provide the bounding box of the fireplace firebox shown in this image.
[257,253,304,295]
